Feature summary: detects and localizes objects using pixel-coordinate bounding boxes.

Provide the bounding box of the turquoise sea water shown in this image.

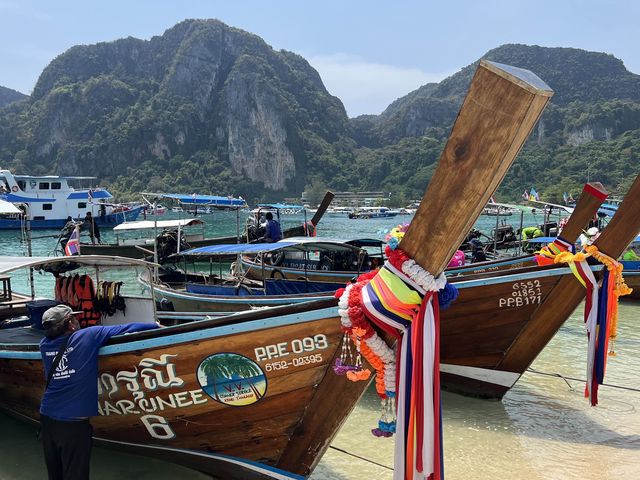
[0,209,638,479]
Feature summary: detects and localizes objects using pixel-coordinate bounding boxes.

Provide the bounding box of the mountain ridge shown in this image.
[0,22,638,203]
[0,86,27,108]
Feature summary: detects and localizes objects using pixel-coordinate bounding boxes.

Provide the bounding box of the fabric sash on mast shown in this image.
[535,241,632,405]
[335,240,456,480]
[334,59,554,480]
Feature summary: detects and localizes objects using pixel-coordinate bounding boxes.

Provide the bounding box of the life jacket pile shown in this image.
[95,281,126,317]
[54,275,102,328]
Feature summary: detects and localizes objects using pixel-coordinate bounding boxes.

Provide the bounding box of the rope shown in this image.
[526,367,640,393]
[328,445,394,471]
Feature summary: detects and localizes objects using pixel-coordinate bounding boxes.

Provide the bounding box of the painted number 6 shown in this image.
[141,414,176,440]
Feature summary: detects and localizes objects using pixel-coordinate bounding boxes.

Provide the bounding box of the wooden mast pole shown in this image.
[277,60,554,475]
[499,173,640,373]
[310,191,335,227]
[401,60,553,276]
[554,182,608,243]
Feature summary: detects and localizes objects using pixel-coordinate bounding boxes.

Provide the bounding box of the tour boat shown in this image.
[79,218,206,259]
[145,238,385,312]
[325,206,353,216]
[78,194,335,260]
[0,169,142,229]
[348,206,398,219]
[239,237,384,282]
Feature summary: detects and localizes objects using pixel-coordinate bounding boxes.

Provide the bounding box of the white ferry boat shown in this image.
[0,169,142,229]
[348,206,398,219]
[325,206,353,216]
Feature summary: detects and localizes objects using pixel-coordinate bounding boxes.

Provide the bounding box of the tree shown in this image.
[304,178,328,206]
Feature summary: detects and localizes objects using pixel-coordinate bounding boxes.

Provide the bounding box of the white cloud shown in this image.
[307,53,451,117]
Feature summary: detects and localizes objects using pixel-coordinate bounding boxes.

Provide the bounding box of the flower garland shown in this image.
[335,272,396,396]
[334,240,458,480]
[385,223,410,243]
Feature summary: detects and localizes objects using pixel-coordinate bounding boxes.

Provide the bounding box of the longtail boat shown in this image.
[146,237,384,313]
[148,180,638,401]
[146,186,603,314]
[440,175,640,398]
[79,192,336,259]
[0,60,552,479]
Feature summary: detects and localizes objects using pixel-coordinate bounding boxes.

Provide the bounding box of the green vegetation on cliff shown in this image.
[0,26,638,203]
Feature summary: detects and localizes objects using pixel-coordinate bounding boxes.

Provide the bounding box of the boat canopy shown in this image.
[0,255,157,275]
[256,203,304,210]
[0,199,21,214]
[178,242,300,256]
[284,236,385,248]
[178,237,384,257]
[524,234,640,246]
[13,175,97,180]
[526,200,574,214]
[486,201,521,209]
[159,193,246,208]
[522,236,557,245]
[113,219,204,231]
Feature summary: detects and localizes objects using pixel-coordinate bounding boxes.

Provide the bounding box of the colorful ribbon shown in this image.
[336,245,455,480]
[535,240,632,405]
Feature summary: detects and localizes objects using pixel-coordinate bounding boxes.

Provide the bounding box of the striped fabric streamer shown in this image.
[537,240,632,406]
[534,236,574,266]
[337,247,447,480]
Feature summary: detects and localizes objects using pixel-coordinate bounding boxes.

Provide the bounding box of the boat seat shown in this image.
[0,325,45,345]
[264,279,339,295]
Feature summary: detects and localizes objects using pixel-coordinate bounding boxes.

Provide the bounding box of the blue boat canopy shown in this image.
[180,242,299,256]
[160,193,246,208]
[178,237,385,257]
[522,236,557,244]
[284,236,385,248]
[256,203,304,210]
[525,234,640,246]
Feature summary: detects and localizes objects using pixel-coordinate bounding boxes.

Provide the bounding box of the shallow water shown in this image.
[1,211,638,479]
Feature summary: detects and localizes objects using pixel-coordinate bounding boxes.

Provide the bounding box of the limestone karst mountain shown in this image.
[1,23,638,202]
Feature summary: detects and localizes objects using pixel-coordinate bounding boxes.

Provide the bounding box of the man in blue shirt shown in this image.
[263,212,282,243]
[39,304,159,480]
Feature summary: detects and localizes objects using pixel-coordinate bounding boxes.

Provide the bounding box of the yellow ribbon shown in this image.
[583,245,633,349]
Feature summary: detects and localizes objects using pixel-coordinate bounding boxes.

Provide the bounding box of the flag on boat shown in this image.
[64,226,80,256]
[529,187,539,201]
[563,192,569,204]
[522,189,529,201]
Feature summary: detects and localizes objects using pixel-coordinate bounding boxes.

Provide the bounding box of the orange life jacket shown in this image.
[54,277,64,302]
[74,275,101,327]
[67,275,79,310]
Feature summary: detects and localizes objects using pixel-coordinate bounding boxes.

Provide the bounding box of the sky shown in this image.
[1,0,639,117]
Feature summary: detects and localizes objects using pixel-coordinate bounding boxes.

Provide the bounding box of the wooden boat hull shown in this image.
[241,256,360,283]
[441,264,569,398]
[152,261,602,399]
[152,282,334,313]
[622,264,639,300]
[81,225,309,259]
[0,301,371,479]
[80,242,150,257]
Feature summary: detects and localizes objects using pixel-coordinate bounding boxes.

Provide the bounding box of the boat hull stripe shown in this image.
[0,306,338,359]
